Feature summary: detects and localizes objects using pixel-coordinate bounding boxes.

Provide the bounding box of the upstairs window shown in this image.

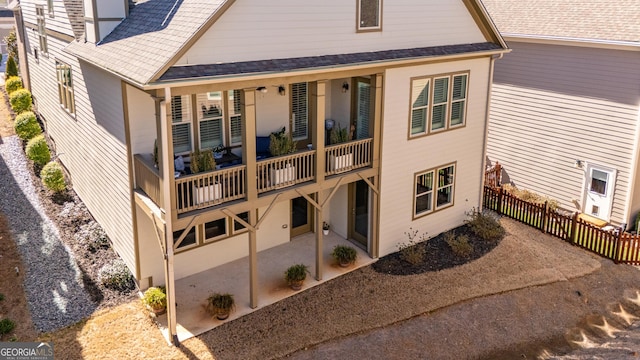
[357,0,382,32]
[171,95,192,154]
[199,92,224,151]
[291,83,308,141]
[228,90,243,145]
[410,72,468,137]
[36,6,48,54]
[47,0,54,17]
[414,163,456,218]
[55,61,74,114]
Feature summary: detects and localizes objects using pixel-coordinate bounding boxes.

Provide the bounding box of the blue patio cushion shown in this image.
[256,136,271,160]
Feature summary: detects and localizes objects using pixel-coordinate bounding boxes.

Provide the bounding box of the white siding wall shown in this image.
[24,29,136,274]
[177,0,486,65]
[139,201,291,284]
[126,85,156,155]
[21,0,76,37]
[486,41,640,225]
[379,57,491,256]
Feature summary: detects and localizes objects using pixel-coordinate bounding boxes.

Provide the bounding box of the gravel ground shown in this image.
[0,135,96,332]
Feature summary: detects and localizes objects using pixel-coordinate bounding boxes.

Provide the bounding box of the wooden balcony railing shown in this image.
[325,138,373,176]
[134,154,161,206]
[174,165,247,214]
[257,150,316,194]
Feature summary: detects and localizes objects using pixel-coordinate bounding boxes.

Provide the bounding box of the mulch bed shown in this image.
[372,225,501,275]
[23,141,137,310]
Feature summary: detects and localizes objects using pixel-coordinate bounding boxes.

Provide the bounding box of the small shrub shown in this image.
[9,88,32,114]
[397,228,427,265]
[5,55,17,77]
[331,245,357,265]
[143,287,167,310]
[40,161,66,193]
[284,264,308,283]
[14,111,41,141]
[445,231,473,258]
[25,135,51,166]
[99,259,135,292]
[75,222,110,252]
[0,293,4,301]
[0,318,15,335]
[465,208,505,243]
[5,76,22,95]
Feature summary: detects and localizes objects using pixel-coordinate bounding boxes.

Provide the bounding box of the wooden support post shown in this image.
[312,81,326,183]
[541,201,548,233]
[315,191,325,281]
[570,212,579,244]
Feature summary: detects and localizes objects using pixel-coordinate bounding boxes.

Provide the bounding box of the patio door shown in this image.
[352,78,371,140]
[291,196,313,237]
[349,180,368,249]
[583,164,616,221]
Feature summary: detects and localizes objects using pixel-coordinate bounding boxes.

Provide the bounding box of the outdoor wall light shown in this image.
[341,82,349,93]
[256,86,268,93]
[278,85,286,96]
[574,159,584,169]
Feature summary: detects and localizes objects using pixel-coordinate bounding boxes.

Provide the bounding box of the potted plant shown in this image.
[285,264,308,291]
[269,127,298,186]
[207,292,235,320]
[322,221,330,236]
[142,286,167,315]
[331,245,358,267]
[328,123,353,172]
[190,149,221,204]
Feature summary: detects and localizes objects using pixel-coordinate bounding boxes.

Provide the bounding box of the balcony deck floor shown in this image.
[156,231,374,342]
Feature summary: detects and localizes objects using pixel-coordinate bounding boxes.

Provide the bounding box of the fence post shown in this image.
[497,187,503,215]
[495,162,502,187]
[613,227,622,264]
[541,201,548,233]
[570,212,578,244]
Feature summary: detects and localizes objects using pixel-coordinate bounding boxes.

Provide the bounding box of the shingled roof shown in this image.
[159,43,503,82]
[65,0,228,86]
[481,0,640,43]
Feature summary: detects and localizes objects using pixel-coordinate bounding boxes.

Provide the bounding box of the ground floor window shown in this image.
[414,162,456,218]
[174,211,252,252]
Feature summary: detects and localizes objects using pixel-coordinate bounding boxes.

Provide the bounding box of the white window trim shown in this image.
[55,60,75,115]
[357,0,382,32]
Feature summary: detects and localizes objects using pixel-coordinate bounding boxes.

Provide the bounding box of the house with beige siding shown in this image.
[12,0,506,342]
[483,0,640,228]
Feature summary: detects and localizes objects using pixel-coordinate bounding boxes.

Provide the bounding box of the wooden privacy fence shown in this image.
[483,185,640,265]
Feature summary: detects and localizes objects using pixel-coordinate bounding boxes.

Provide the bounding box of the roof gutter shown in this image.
[503,33,640,51]
[142,48,510,91]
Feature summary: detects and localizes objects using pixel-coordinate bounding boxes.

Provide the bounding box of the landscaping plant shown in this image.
[284,264,308,290]
[0,318,15,335]
[5,76,22,95]
[9,88,32,114]
[444,231,473,258]
[397,228,427,265]
[5,55,17,77]
[25,134,51,167]
[14,111,41,141]
[269,127,297,156]
[331,245,357,266]
[465,208,505,243]
[143,287,167,313]
[207,293,235,320]
[40,161,66,193]
[98,259,135,292]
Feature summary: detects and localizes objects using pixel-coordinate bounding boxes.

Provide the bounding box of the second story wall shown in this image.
[177,0,487,65]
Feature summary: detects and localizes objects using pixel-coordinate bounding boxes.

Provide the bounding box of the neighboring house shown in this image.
[483,0,640,228]
[11,0,506,341]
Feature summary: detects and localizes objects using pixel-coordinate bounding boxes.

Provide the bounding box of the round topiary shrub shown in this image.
[9,88,32,114]
[14,111,41,141]
[25,135,51,167]
[5,76,22,95]
[99,259,135,292]
[40,161,66,193]
[0,318,15,335]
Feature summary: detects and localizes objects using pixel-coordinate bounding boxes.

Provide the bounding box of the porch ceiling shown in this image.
[156,232,374,342]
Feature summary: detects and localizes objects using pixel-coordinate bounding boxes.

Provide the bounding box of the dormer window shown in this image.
[357,0,382,32]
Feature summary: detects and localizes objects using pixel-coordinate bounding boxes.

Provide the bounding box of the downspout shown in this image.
[479,53,503,208]
[159,94,179,346]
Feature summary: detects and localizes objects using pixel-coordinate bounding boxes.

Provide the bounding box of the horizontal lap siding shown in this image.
[25,33,136,274]
[21,0,77,36]
[178,0,485,65]
[379,57,491,256]
[486,41,640,225]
